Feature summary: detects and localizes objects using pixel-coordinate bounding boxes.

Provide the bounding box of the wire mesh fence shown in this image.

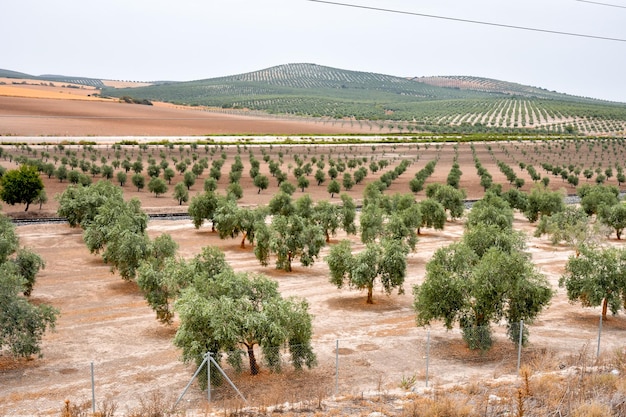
[191,322,542,405]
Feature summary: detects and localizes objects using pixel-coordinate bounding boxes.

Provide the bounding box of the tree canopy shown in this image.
[174,262,316,388]
[413,195,553,350]
[0,164,44,212]
[560,245,626,319]
[326,238,408,304]
[0,214,57,357]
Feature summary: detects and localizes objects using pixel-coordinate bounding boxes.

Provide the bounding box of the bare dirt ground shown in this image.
[0,95,377,137]
[0,140,625,416]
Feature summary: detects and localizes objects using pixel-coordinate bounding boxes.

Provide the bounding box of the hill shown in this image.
[3,64,626,136]
[100,63,626,136]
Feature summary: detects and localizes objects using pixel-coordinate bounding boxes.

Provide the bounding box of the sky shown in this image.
[2,0,625,102]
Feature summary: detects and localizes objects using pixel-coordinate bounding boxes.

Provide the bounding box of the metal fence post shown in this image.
[335,339,339,396]
[597,313,603,359]
[207,352,211,403]
[91,361,95,414]
[517,320,524,374]
[425,330,430,388]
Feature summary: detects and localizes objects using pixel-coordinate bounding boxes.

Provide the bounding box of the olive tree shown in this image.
[214,198,268,248]
[174,267,316,388]
[534,206,605,255]
[0,164,44,212]
[56,180,124,228]
[148,177,168,198]
[577,184,619,216]
[326,238,409,304]
[313,195,357,243]
[83,198,149,280]
[417,198,446,234]
[524,185,565,223]
[560,245,626,319]
[0,214,57,358]
[188,191,220,230]
[173,182,189,205]
[413,218,552,350]
[599,203,626,240]
[254,212,326,272]
[425,183,466,220]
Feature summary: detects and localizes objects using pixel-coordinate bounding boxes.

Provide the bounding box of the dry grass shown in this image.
[54,347,626,416]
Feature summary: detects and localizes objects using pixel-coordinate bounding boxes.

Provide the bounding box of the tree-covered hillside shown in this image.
[101,64,626,135]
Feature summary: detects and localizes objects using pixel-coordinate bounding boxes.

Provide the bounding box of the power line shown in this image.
[305,0,626,42]
[575,0,626,9]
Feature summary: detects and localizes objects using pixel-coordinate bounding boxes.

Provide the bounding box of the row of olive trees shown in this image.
[0,214,56,358]
[55,180,317,385]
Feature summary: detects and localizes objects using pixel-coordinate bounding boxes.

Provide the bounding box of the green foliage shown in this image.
[188,192,219,230]
[534,206,602,252]
[326,238,408,304]
[174,266,316,387]
[116,171,127,186]
[56,180,124,228]
[0,214,57,358]
[327,179,340,198]
[413,214,552,350]
[83,198,149,280]
[173,182,189,205]
[148,177,168,197]
[214,199,267,248]
[524,185,565,223]
[253,174,269,194]
[0,214,19,263]
[560,245,626,319]
[466,192,513,231]
[0,164,44,211]
[259,212,326,272]
[599,203,626,240]
[13,249,45,297]
[577,184,620,216]
[131,173,145,191]
[226,182,243,200]
[183,171,196,190]
[417,198,446,234]
[425,183,466,220]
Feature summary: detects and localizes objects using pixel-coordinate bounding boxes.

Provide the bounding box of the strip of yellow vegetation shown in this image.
[0,85,108,101]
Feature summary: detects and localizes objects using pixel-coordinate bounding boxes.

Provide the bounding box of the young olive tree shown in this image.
[413,196,553,350]
[214,198,268,249]
[326,238,408,304]
[560,245,626,319]
[174,268,316,388]
[0,214,57,358]
[0,164,44,212]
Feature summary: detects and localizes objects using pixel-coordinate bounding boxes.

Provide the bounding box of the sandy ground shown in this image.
[1,141,625,415]
[1,212,625,416]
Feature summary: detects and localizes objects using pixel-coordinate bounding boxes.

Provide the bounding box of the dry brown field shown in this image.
[0,139,626,416]
[0,93,377,137]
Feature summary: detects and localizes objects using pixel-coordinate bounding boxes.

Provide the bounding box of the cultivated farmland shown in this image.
[1,138,626,416]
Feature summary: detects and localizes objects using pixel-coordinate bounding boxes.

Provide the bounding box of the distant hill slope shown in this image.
[0,68,105,88]
[415,75,590,101]
[101,63,626,135]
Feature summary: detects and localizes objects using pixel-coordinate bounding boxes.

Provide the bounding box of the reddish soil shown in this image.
[1,140,626,415]
[0,96,378,137]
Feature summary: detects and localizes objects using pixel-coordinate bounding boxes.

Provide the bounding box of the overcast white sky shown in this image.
[2,0,625,102]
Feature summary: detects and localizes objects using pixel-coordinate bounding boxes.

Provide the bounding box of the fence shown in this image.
[169,317,615,408]
[76,317,617,414]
